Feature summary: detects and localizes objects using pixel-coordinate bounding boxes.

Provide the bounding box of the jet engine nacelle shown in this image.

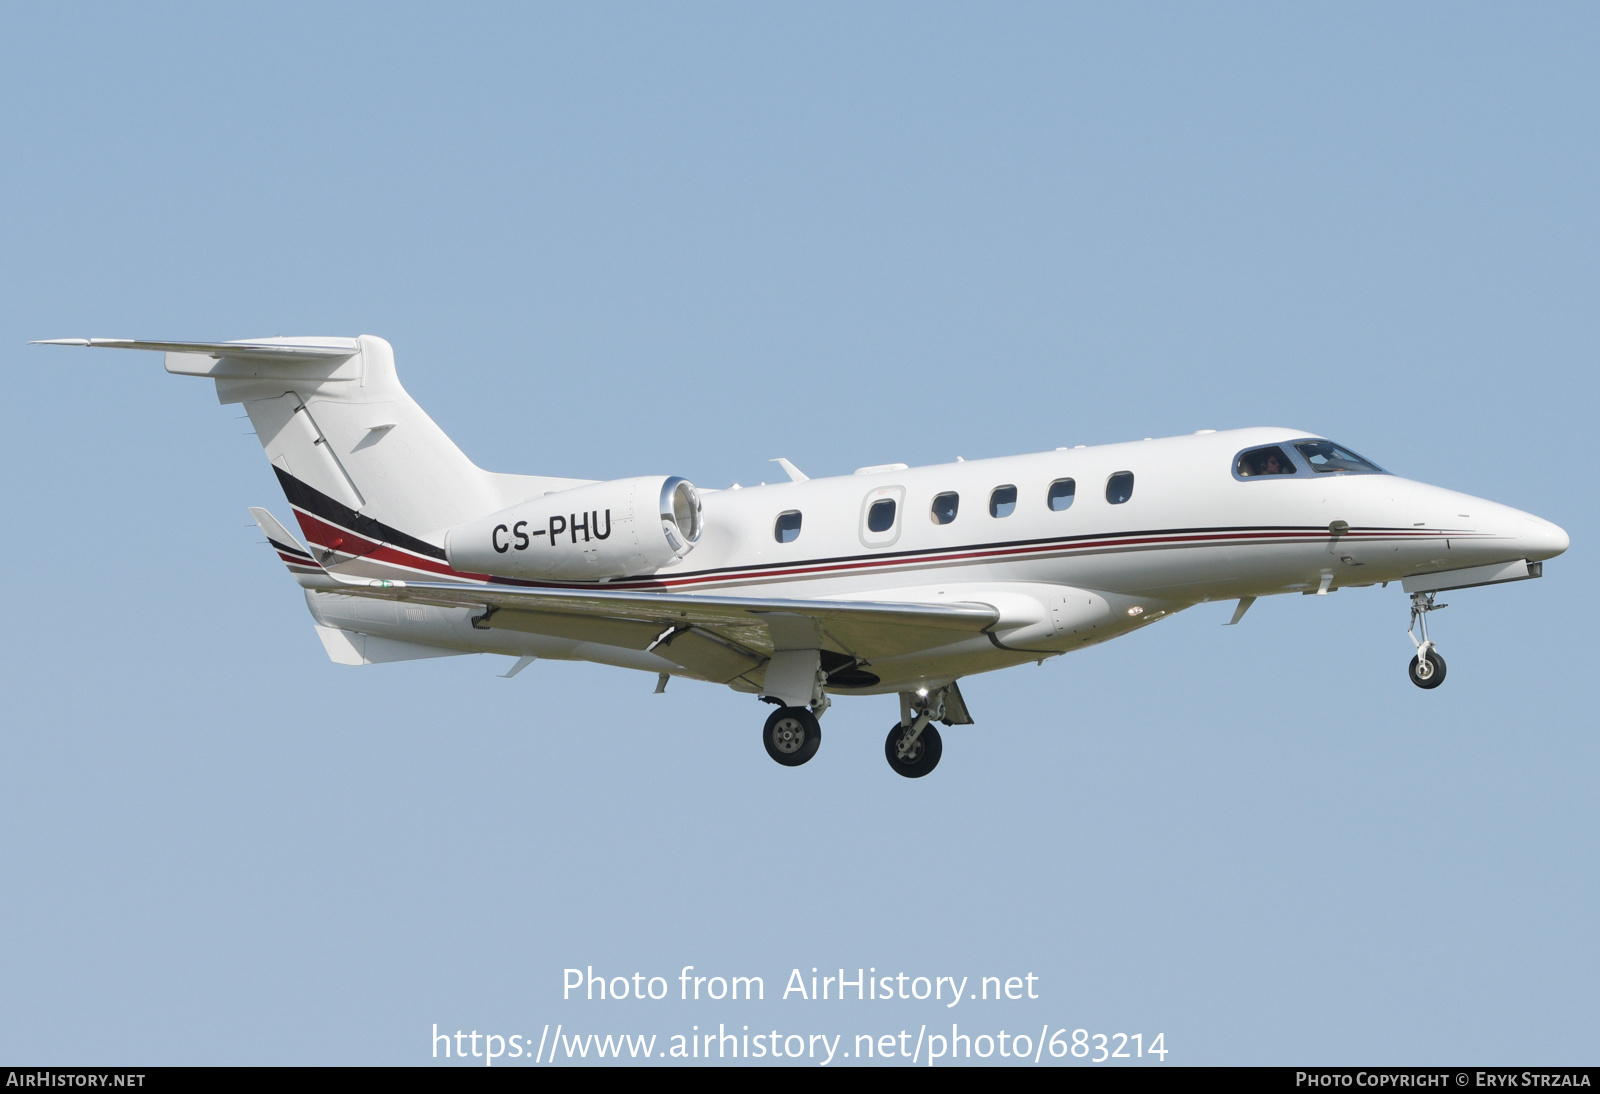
[445,476,703,580]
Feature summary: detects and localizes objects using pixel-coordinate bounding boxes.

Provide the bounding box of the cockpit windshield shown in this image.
[1294,440,1384,474]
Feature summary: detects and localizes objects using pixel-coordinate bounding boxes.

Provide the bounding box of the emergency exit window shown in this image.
[990,485,1018,518]
[774,511,802,543]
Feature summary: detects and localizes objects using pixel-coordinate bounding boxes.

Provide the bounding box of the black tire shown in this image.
[763,706,821,766]
[885,722,943,779]
[1408,649,1447,690]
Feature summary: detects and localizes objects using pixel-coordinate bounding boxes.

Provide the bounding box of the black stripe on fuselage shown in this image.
[271,466,449,560]
[546,524,1474,586]
[270,461,1475,590]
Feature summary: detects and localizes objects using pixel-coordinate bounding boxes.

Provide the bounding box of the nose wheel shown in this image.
[1407,592,1448,690]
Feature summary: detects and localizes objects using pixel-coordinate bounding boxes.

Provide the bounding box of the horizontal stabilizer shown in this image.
[32,337,358,363]
[313,625,470,666]
[33,336,364,385]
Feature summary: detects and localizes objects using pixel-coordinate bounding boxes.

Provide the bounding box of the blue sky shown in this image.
[1,3,1595,1065]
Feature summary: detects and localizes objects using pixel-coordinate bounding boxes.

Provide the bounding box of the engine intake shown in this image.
[445,476,702,580]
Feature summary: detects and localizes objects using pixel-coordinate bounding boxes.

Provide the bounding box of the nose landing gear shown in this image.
[1407,592,1448,690]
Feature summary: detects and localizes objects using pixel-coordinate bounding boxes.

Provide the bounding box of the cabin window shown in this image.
[1236,446,1296,478]
[989,485,1018,518]
[1106,472,1134,504]
[867,498,897,533]
[774,510,802,543]
[931,492,959,525]
[1294,440,1384,475]
[1047,478,1076,511]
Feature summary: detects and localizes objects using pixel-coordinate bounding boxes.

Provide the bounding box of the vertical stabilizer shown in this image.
[34,334,594,582]
[226,336,594,578]
[231,336,505,541]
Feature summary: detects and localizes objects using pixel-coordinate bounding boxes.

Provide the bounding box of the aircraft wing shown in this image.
[321,575,1000,684]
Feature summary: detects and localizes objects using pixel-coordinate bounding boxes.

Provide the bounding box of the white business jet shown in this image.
[37,335,1569,778]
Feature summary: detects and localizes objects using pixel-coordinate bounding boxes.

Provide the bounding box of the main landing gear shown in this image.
[886,720,942,779]
[762,706,822,766]
[885,689,950,779]
[757,673,967,776]
[1407,591,1448,690]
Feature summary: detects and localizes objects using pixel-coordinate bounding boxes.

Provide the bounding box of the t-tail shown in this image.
[34,336,592,582]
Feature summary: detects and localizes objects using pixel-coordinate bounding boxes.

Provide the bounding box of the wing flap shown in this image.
[479,608,767,684]
[483,607,665,649]
[653,627,765,684]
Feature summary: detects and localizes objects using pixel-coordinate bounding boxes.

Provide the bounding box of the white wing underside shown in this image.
[327,575,1000,671]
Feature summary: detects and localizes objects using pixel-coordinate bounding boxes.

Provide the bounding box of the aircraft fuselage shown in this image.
[305,426,1567,695]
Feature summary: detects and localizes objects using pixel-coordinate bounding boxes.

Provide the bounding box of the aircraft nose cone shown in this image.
[1521,516,1570,561]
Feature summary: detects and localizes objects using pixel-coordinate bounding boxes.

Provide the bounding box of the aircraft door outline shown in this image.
[859,485,906,548]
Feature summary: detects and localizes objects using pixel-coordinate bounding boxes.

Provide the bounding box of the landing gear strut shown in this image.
[759,650,829,767]
[1407,591,1448,690]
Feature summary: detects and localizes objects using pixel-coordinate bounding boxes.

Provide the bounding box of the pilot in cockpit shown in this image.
[1238,447,1292,477]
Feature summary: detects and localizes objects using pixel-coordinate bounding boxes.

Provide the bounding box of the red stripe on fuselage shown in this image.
[290,510,485,580]
[612,528,1473,591]
[289,503,1481,595]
